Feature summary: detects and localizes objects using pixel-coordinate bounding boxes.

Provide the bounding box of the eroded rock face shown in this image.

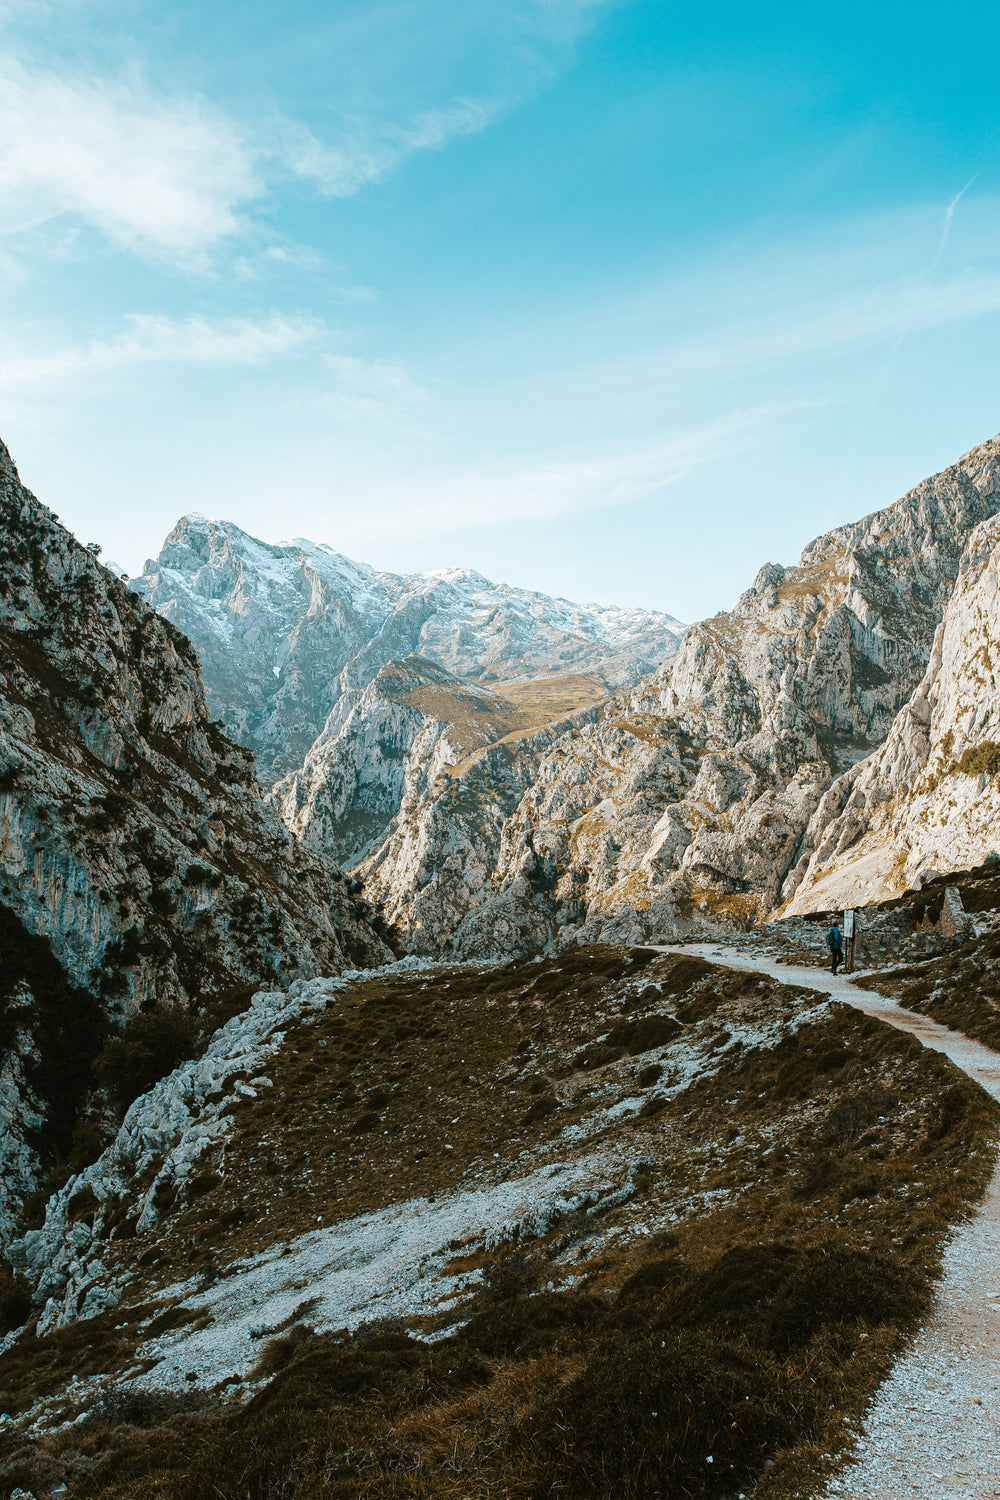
[0,438,389,1012]
[134,516,686,784]
[273,655,565,867]
[359,433,1000,954]
[782,511,1000,912]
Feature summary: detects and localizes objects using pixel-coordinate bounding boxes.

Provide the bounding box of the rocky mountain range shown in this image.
[133,516,686,786]
[5,427,1000,1500]
[130,434,1000,961]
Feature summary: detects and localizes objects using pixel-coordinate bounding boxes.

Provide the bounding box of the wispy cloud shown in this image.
[322,352,428,396]
[275,99,496,197]
[0,0,610,262]
[543,250,1000,410]
[0,313,324,386]
[309,352,431,424]
[688,267,1000,376]
[0,50,500,260]
[0,57,260,257]
[357,401,813,533]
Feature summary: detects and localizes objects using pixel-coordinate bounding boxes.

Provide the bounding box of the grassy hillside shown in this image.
[0,948,994,1499]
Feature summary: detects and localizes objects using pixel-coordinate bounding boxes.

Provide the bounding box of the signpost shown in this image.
[843,909,856,973]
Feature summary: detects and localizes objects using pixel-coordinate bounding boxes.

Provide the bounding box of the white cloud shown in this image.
[543,225,1000,410]
[0,56,260,256]
[276,98,495,197]
[0,48,501,260]
[0,313,324,386]
[309,353,432,425]
[687,268,1000,375]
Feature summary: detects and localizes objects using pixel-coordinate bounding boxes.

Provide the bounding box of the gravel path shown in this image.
[657,944,1000,1499]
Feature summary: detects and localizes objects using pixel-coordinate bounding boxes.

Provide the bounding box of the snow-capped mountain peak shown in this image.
[134,518,686,783]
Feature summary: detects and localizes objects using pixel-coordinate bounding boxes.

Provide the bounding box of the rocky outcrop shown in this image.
[781,511,1000,912]
[10,972,354,1331]
[359,433,1000,954]
[134,516,686,784]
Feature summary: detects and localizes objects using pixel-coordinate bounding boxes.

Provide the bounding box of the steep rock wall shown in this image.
[0,438,389,1014]
[273,656,549,867]
[782,512,1000,912]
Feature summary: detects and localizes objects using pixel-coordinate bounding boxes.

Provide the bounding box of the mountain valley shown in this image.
[3,429,1000,1498]
[135,433,1000,961]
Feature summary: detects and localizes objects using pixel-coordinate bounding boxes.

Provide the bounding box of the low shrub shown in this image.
[955,740,1000,777]
[93,1007,200,1113]
[0,1261,32,1334]
[523,1326,809,1499]
[250,1323,318,1380]
[573,1041,622,1070]
[463,1290,606,1357]
[606,1014,682,1054]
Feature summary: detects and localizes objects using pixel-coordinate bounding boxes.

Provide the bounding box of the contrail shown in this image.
[932,173,979,270]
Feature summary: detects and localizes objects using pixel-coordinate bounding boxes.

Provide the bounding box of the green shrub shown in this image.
[523,1327,808,1499]
[464,1290,605,1358]
[607,1013,682,1054]
[955,740,1000,777]
[94,1006,200,1113]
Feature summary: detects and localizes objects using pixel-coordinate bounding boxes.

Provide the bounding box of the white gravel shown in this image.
[662,944,1000,1500]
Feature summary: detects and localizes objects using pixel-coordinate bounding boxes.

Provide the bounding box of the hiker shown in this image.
[826,922,844,975]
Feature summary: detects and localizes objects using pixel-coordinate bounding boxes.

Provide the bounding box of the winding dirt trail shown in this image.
[656,944,1000,1500]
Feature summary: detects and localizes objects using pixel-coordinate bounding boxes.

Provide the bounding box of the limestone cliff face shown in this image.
[273,656,553,867]
[357,702,604,958]
[0,438,389,1017]
[781,512,1000,913]
[358,434,1000,954]
[134,517,686,784]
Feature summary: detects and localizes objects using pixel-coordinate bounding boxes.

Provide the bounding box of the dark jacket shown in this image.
[826,926,844,952]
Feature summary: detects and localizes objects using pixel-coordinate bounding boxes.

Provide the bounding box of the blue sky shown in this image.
[2,0,1000,621]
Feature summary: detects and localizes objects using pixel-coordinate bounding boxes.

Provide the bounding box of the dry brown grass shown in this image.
[488,671,608,721]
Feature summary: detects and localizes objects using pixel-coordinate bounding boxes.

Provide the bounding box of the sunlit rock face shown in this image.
[782,509,1000,913]
[0,438,389,1015]
[356,434,1000,954]
[133,517,687,785]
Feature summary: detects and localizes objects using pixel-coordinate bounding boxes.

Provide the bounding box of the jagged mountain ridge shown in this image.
[351,433,1000,955]
[782,508,1000,911]
[0,439,389,1239]
[133,515,687,785]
